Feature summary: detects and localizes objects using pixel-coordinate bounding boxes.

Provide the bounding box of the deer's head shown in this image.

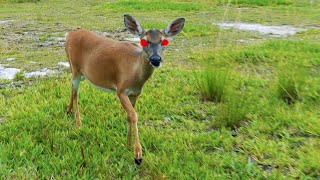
[124,14,185,68]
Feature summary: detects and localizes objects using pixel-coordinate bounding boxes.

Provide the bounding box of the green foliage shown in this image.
[194,69,230,102]
[13,71,25,81]
[276,65,306,104]
[5,0,40,3]
[99,1,203,12]
[191,40,320,66]
[214,94,248,128]
[218,0,292,6]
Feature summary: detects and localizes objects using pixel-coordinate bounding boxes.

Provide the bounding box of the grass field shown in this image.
[0,0,319,178]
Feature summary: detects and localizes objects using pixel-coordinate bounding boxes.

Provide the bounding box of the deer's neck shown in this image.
[139,52,154,83]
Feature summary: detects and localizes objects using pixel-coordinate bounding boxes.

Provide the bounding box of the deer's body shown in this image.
[66,29,154,96]
[65,15,185,165]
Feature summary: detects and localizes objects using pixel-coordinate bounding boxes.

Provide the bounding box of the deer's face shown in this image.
[124,14,185,68]
[140,29,168,67]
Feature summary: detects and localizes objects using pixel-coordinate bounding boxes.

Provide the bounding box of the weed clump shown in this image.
[213,95,248,128]
[276,66,305,104]
[13,71,25,81]
[195,69,230,102]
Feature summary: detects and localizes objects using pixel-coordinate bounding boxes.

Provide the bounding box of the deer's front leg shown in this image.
[127,95,138,146]
[117,92,142,165]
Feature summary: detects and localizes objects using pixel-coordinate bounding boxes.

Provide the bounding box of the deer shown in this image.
[65,14,185,165]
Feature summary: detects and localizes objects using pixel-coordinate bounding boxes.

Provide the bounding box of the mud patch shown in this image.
[215,22,304,36]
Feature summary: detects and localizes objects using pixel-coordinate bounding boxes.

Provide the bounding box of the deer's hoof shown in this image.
[66,111,72,116]
[134,158,143,165]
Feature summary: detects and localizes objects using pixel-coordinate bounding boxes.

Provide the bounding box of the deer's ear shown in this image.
[124,14,144,36]
[163,18,185,37]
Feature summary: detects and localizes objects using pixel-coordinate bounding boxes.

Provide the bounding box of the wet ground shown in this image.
[215,22,305,36]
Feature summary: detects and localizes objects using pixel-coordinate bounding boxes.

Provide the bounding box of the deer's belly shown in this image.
[83,75,141,96]
[83,75,116,92]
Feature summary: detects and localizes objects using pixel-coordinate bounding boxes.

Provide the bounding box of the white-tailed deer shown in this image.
[65,14,185,165]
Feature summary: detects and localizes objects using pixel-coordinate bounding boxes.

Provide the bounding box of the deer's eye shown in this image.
[161,39,169,46]
[140,39,148,47]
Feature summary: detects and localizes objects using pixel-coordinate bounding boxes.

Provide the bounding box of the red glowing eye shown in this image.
[161,39,169,46]
[140,39,148,47]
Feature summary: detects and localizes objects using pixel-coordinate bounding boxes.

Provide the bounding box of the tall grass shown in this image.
[214,94,248,128]
[194,69,230,102]
[276,67,305,104]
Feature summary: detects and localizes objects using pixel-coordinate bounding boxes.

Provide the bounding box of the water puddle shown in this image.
[58,61,70,67]
[0,64,55,80]
[0,64,21,80]
[0,20,14,25]
[215,22,304,36]
[5,58,15,61]
[24,68,55,78]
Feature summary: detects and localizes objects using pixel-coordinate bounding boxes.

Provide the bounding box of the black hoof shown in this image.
[66,109,72,116]
[134,158,143,165]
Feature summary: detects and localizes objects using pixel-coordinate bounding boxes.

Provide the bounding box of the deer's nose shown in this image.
[149,55,162,67]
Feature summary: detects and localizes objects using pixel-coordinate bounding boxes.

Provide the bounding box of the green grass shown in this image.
[276,66,306,104]
[219,0,292,6]
[215,94,248,128]
[1,0,320,178]
[99,1,204,12]
[2,0,40,3]
[194,69,230,102]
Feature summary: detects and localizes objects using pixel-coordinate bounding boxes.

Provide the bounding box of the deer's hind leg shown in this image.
[67,66,83,128]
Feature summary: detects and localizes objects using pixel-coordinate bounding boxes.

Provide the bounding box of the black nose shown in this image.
[149,55,162,67]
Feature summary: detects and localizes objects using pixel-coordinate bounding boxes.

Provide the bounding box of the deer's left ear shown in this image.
[163,18,185,38]
[124,14,145,37]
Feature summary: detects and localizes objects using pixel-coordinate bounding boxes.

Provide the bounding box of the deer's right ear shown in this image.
[124,14,144,37]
